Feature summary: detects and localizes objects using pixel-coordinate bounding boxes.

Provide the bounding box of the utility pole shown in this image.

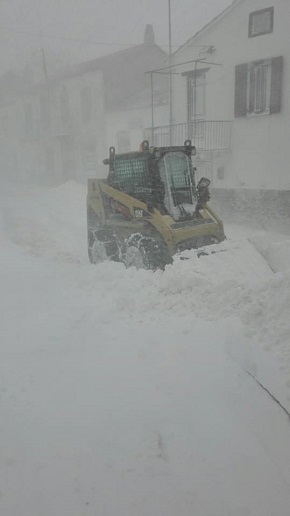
[193,59,197,142]
[41,47,49,87]
[150,72,154,144]
[168,0,173,145]
[36,1,48,87]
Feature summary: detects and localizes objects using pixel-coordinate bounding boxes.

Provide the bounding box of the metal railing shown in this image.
[144,120,232,151]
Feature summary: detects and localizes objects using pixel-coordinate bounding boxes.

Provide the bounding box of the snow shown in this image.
[1,180,290,515]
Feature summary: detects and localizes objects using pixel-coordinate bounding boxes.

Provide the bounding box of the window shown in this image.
[159,152,194,205]
[117,130,131,153]
[60,85,70,125]
[187,72,206,120]
[235,57,283,117]
[113,155,149,193]
[81,87,92,124]
[182,67,210,140]
[249,7,274,38]
[247,60,271,114]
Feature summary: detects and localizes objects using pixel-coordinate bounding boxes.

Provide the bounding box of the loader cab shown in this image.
[103,140,202,221]
[105,145,150,198]
[157,149,197,220]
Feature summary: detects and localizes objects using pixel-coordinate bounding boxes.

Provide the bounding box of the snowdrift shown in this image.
[1,180,290,407]
[1,180,290,515]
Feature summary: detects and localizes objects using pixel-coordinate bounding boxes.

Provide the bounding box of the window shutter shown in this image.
[270,56,283,114]
[234,64,248,117]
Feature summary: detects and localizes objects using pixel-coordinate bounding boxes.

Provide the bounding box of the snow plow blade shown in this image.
[175,238,275,280]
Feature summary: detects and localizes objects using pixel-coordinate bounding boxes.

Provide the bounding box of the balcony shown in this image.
[144,120,232,151]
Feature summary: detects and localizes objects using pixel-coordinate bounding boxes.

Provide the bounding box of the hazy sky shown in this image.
[0,0,232,75]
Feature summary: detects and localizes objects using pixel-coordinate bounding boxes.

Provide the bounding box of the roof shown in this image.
[174,0,243,55]
[0,35,168,110]
[68,42,168,110]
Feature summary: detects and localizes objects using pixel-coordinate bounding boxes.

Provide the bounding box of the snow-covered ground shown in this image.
[1,181,290,516]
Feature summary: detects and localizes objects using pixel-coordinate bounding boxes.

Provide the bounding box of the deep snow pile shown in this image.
[2,180,290,404]
[1,181,87,263]
[1,180,290,516]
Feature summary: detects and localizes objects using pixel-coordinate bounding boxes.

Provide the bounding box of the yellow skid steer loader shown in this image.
[87,140,225,270]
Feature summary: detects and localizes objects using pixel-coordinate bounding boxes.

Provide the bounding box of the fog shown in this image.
[0,0,235,187]
[0,0,231,72]
[1,1,290,515]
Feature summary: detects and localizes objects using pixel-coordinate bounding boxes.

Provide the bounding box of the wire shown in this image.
[0,25,210,50]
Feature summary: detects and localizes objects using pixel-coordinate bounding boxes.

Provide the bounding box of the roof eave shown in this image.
[173,0,243,56]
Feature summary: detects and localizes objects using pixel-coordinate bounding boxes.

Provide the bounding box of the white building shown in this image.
[148,0,289,198]
[0,25,168,185]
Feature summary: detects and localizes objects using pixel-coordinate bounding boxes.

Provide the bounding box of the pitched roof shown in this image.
[69,42,168,110]
[0,32,168,110]
[174,0,243,55]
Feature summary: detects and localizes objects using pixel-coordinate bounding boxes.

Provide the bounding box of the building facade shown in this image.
[0,25,168,185]
[148,0,289,192]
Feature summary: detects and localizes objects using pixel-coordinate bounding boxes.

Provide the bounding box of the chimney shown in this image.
[144,24,155,45]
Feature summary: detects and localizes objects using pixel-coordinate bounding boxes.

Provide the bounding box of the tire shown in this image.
[87,206,99,259]
[87,207,119,264]
[89,228,119,264]
[124,234,172,271]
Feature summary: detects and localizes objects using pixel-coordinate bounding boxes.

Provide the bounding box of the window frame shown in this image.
[188,72,206,120]
[182,67,210,123]
[247,59,272,116]
[248,7,274,38]
[234,56,283,118]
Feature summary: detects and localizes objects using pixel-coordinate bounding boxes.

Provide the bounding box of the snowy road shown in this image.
[1,182,290,516]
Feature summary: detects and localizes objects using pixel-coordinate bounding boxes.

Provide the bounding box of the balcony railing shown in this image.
[145,120,232,151]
